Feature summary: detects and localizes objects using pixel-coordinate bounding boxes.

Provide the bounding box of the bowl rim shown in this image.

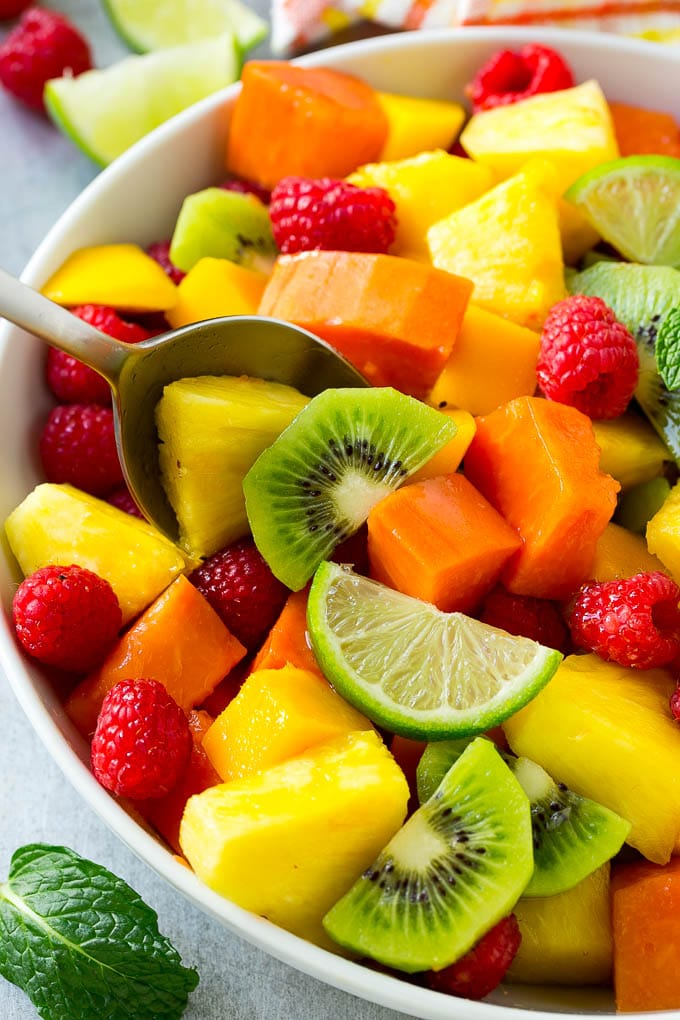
[2,24,680,1020]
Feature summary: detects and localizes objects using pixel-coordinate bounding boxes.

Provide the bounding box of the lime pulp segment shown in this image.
[102,0,267,56]
[565,155,680,267]
[307,562,562,740]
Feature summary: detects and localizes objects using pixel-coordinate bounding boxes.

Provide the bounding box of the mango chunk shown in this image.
[594,412,669,491]
[41,243,177,312]
[590,522,668,582]
[165,257,268,329]
[376,92,465,161]
[407,408,476,483]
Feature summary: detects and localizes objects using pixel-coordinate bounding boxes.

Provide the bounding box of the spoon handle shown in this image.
[0,266,129,385]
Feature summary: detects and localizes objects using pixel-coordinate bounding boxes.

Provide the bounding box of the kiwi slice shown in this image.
[322,736,533,973]
[416,738,631,898]
[243,387,457,590]
[169,187,277,273]
[568,262,680,460]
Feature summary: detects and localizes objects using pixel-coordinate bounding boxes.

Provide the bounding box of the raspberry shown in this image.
[269,176,397,255]
[427,914,521,1000]
[189,538,289,650]
[568,571,680,670]
[12,564,122,673]
[146,240,186,285]
[0,7,92,111]
[466,44,574,113]
[537,295,639,420]
[46,305,151,404]
[91,679,192,800]
[39,403,124,496]
[479,586,571,654]
[220,176,271,206]
[106,485,143,518]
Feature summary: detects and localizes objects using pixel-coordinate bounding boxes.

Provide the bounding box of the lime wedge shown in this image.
[44,35,239,167]
[307,562,562,740]
[565,155,680,267]
[102,0,267,58]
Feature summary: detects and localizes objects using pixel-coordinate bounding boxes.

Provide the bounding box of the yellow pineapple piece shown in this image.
[460,80,620,196]
[559,198,601,265]
[508,864,613,985]
[406,408,476,483]
[166,257,269,329]
[591,522,668,583]
[4,483,188,623]
[179,730,409,950]
[376,93,465,162]
[646,479,680,580]
[349,150,493,257]
[427,160,565,329]
[202,665,374,781]
[503,654,680,863]
[156,375,308,559]
[593,412,669,491]
[41,243,178,312]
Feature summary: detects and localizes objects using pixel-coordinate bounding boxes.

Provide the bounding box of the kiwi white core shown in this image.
[388,810,449,871]
[333,471,394,527]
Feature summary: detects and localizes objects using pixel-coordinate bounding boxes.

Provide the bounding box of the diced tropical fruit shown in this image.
[4,483,188,624]
[427,162,565,330]
[202,664,373,781]
[348,150,493,257]
[367,473,522,613]
[169,188,276,275]
[611,856,680,1011]
[165,257,268,329]
[590,522,669,583]
[646,479,680,581]
[508,865,613,985]
[428,304,540,416]
[464,396,619,600]
[226,61,388,189]
[258,250,473,398]
[375,93,465,162]
[460,80,619,194]
[406,408,476,483]
[608,101,680,158]
[179,730,409,950]
[593,411,669,491]
[40,244,177,312]
[503,653,680,864]
[65,575,246,736]
[156,375,309,559]
[250,588,323,676]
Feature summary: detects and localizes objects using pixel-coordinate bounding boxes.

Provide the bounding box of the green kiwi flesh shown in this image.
[243,387,457,590]
[322,736,533,973]
[568,262,680,460]
[169,187,277,273]
[416,738,631,898]
[616,476,672,534]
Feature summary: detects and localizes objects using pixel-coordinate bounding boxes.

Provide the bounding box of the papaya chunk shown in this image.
[608,101,680,158]
[251,588,322,677]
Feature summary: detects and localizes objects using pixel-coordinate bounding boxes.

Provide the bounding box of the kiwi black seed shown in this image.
[322,737,533,973]
[569,261,680,458]
[416,737,631,899]
[242,387,457,591]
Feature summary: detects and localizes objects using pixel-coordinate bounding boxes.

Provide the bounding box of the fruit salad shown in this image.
[5,41,680,1013]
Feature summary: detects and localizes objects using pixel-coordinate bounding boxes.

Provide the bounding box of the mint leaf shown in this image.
[656,307,680,391]
[0,844,198,1020]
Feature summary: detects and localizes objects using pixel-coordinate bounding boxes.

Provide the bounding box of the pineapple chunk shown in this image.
[594,412,669,491]
[179,730,409,950]
[349,150,493,257]
[41,244,177,312]
[508,864,613,985]
[427,161,565,330]
[376,93,465,162]
[646,479,680,580]
[503,654,680,863]
[4,483,188,623]
[156,375,309,559]
[166,257,269,330]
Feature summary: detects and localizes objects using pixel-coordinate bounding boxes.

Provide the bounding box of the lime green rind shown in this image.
[307,562,562,741]
[101,0,267,57]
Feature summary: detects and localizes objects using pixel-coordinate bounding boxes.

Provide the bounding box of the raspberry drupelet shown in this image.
[427,914,522,1000]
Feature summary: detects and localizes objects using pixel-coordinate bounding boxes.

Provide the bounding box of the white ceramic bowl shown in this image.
[1,26,678,1020]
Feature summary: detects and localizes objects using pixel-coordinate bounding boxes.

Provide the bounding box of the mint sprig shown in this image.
[656,307,680,391]
[0,844,198,1020]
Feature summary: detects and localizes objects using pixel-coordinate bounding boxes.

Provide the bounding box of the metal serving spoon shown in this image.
[0,266,368,543]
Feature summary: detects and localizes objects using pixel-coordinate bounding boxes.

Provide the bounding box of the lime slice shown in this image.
[307,562,562,740]
[565,155,680,267]
[102,0,267,58]
[44,35,239,167]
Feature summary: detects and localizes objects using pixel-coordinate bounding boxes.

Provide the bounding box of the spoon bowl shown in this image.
[0,267,368,542]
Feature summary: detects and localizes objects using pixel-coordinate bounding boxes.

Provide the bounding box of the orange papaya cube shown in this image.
[611,857,680,1011]
[202,664,374,781]
[367,473,522,614]
[250,587,322,677]
[140,710,221,853]
[226,61,388,189]
[407,408,476,484]
[259,250,473,399]
[65,575,246,737]
[464,396,620,600]
[608,101,680,158]
[428,304,540,416]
